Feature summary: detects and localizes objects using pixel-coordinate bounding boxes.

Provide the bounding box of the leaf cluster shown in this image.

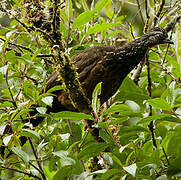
[0,0,180,179]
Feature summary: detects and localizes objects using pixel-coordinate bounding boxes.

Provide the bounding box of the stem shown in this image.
[153,0,165,26]
[1,166,41,180]
[146,54,157,148]
[28,138,46,180]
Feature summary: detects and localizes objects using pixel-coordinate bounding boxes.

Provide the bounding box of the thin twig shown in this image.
[28,138,46,180]
[5,70,17,108]
[153,0,165,26]
[1,166,41,180]
[145,0,150,19]
[162,147,169,165]
[146,54,157,148]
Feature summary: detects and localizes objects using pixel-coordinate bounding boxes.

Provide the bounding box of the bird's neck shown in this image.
[118,37,149,54]
[114,38,150,73]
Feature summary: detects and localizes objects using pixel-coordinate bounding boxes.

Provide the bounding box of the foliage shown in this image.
[0,0,180,179]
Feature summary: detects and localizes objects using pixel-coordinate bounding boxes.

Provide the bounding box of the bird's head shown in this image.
[145,27,173,47]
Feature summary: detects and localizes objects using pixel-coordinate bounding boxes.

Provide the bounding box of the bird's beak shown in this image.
[161,38,174,44]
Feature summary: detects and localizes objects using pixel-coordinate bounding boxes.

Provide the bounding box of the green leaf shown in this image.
[118,125,148,136]
[60,22,68,37]
[42,96,53,107]
[147,98,171,111]
[12,147,29,164]
[78,142,108,160]
[3,134,13,146]
[137,114,181,124]
[106,152,123,166]
[0,64,8,75]
[168,81,176,106]
[53,150,76,166]
[94,0,109,13]
[123,163,137,177]
[114,77,150,106]
[53,111,94,120]
[103,104,131,115]
[31,48,42,61]
[46,85,64,93]
[72,10,96,30]
[20,129,41,141]
[36,107,47,114]
[167,156,181,177]
[65,0,73,22]
[92,82,102,114]
[99,129,115,144]
[151,148,161,166]
[14,108,33,120]
[53,165,73,180]
[44,166,56,180]
[101,169,121,180]
[86,22,118,36]
[0,124,7,135]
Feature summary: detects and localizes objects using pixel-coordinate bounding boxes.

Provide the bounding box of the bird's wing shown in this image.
[45,46,115,92]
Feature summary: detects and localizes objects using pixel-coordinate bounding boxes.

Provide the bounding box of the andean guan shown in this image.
[1,27,173,156]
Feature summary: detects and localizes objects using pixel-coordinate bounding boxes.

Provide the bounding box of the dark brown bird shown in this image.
[0,27,173,157]
[38,27,173,119]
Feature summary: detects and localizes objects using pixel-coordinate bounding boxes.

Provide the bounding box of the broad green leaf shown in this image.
[0,64,8,75]
[114,77,150,106]
[53,150,68,157]
[72,10,96,30]
[151,148,161,166]
[86,22,118,36]
[94,0,109,13]
[12,147,29,164]
[99,117,128,127]
[106,30,123,40]
[147,98,171,111]
[78,142,108,160]
[167,156,181,177]
[3,134,13,146]
[46,85,64,93]
[44,166,56,180]
[53,165,73,180]
[0,124,7,135]
[103,104,131,115]
[31,48,42,62]
[119,132,139,145]
[92,82,102,114]
[168,81,176,106]
[65,0,73,22]
[119,145,128,153]
[53,111,94,120]
[21,129,41,141]
[104,0,113,18]
[118,125,149,136]
[99,129,115,144]
[123,163,137,177]
[137,114,181,124]
[36,107,47,114]
[53,150,76,166]
[14,108,33,120]
[101,169,121,180]
[37,141,48,153]
[42,96,53,107]
[60,22,68,37]
[106,152,123,166]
